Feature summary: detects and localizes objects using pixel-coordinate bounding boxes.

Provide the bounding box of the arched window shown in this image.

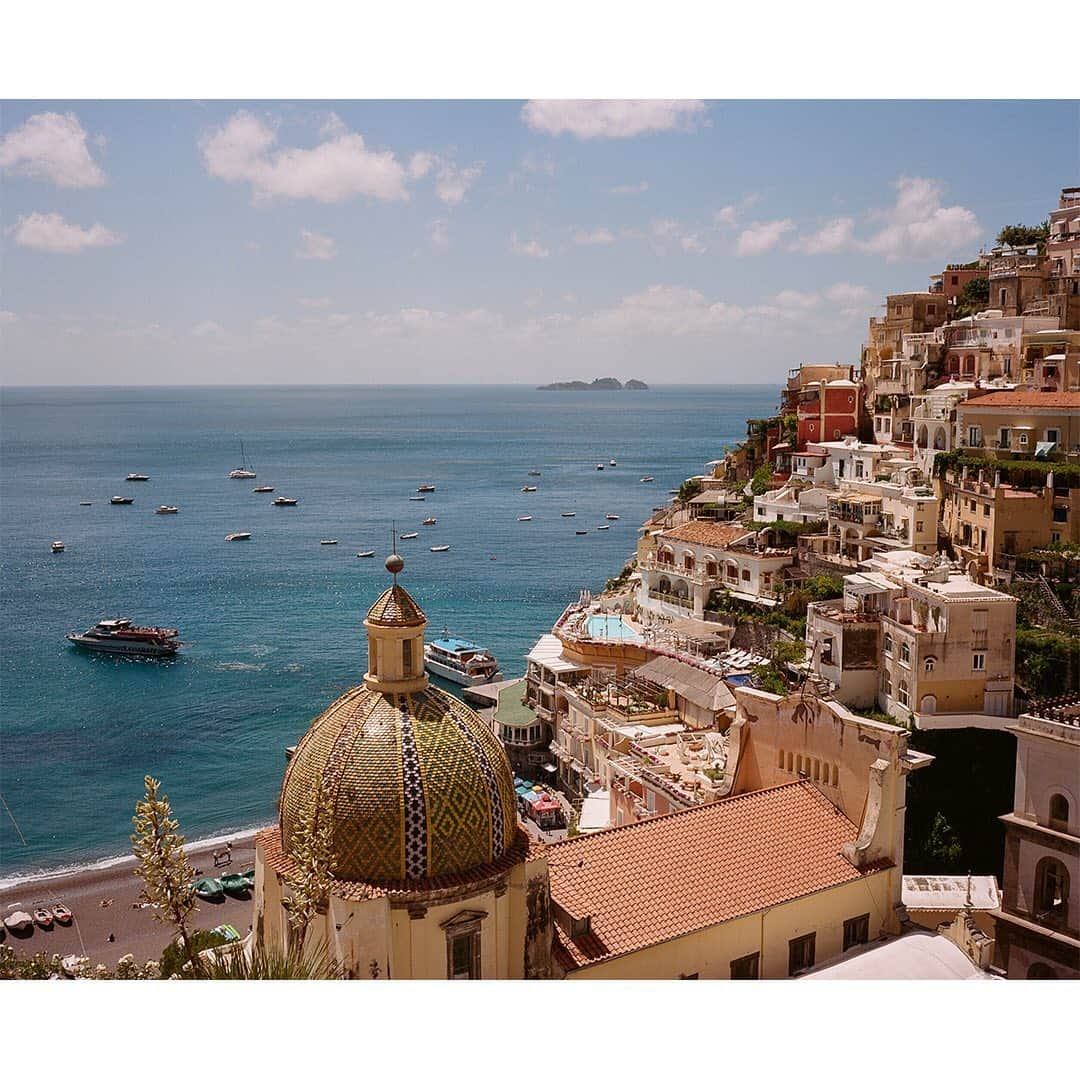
[1034,857,1070,919]
[924,656,936,673]
[884,633,893,655]
[1049,794,1070,832]
[900,641,911,664]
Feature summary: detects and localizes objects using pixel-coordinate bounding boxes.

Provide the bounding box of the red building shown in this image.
[796,378,862,448]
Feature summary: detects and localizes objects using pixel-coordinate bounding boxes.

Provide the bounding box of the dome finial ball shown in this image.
[385,552,405,575]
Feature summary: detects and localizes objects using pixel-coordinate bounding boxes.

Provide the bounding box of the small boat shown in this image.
[194,877,225,900]
[79,501,92,506]
[417,484,436,493]
[51,904,73,925]
[609,459,617,467]
[225,532,251,542]
[431,545,450,552]
[229,438,257,479]
[605,514,619,520]
[409,496,426,501]
[596,464,604,470]
[61,954,88,978]
[3,911,33,934]
[528,470,542,477]
[521,486,538,492]
[241,869,255,886]
[111,495,134,505]
[155,505,179,514]
[422,518,437,525]
[576,530,588,535]
[272,496,298,506]
[52,540,65,552]
[639,476,655,483]
[399,532,419,540]
[320,539,339,545]
[211,923,242,943]
[561,512,576,518]
[125,473,150,482]
[518,516,532,522]
[597,525,610,530]
[356,550,376,558]
[220,873,250,898]
[253,486,274,493]
[33,908,54,930]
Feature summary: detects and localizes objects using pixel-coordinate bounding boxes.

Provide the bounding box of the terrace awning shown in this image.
[1035,440,1057,459]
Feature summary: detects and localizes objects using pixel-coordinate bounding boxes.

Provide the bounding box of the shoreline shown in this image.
[0,829,264,967]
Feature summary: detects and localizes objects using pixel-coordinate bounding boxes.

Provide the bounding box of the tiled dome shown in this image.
[366,584,426,627]
[280,683,519,885]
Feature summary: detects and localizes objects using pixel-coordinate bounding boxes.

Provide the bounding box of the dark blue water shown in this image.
[0,384,776,880]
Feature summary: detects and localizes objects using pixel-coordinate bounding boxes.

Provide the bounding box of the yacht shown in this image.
[225,532,251,542]
[111,495,134,505]
[609,459,617,467]
[639,476,655,483]
[320,539,339,545]
[253,486,274,493]
[430,545,450,552]
[561,512,576,517]
[596,463,604,470]
[399,532,419,540]
[155,505,180,514]
[52,540,66,552]
[424,637,501,687]
[575,530,588,535]
[125,473,150,482]
[229,439,257,479]
[417,484,437,493]
[67,618,184,658]
[409,496,426,501]
[272,496,298,506]
[597,525,610,530]
[518,515,532,522]
[605,514,619,520]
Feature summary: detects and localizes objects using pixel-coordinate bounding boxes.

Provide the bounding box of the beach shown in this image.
[0,831,258,967]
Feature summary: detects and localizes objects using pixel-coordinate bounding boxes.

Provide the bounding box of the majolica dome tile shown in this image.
[280,683,519,885]
[366,584,426,627]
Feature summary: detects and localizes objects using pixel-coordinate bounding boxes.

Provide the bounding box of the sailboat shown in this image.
[229,438,257,479]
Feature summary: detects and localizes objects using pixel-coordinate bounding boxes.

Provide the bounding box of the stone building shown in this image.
[993,695,1080,979]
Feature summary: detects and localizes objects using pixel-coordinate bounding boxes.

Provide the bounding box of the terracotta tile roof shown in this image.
[660,521,751,548]
[547,782,890,971]
[366,584,426,627]
[958,390,1080,410]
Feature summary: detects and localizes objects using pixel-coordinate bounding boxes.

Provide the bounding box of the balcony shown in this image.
[647,588,694,609]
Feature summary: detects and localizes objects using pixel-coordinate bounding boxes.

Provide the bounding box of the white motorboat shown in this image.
[79,501,92,506]
[253,486,274,493]
[430,545,450,552]
[609,459,617,467]
[521,486,538,492]
[399,532,419,540]
[52,540,65,552]
[320,539,339,545]
[596,463,604,470]
[417,484,436,493]
[272,496,298,506]
[518,516,532,521]
[111,495,134,505]
[155,505,179,514]
[225,532,251,541]
[639,476,655,483]
[597,525,610,530]
[605,514,620,520]
[357,550,376,558]
[422,518,437,525]
[409,496,426,501]
[126,473,150,482]
[424,637,501,687]
[561,512,576,517]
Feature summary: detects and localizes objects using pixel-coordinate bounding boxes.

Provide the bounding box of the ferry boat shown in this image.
[67,618,184,658]
[229,439,257,480]
[125,473,150,482]
[272,496,298,506]
[111,495,134,505]
[417,484,437,493]
[225,532,251,542]
[424,637,501,687]
[253,486,274,493]
[51,540,65,552]
[155,505,179,514]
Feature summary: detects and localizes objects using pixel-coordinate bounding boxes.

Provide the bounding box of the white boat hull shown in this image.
[67,634,179,658]
[424,655,502,687]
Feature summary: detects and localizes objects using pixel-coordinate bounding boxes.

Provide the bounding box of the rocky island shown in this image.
[537,377,649,391]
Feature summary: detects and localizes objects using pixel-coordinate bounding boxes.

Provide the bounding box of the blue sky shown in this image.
[1,99,1075,385]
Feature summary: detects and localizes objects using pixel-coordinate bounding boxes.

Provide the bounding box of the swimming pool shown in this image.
[584,614,643,643]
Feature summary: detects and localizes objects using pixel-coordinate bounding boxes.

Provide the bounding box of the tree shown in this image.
[677,477,703,504]
[131,776,201,973]
[282,782,338,957]
[924,811,963,868]
[995,222,1049,253]
[954,276,989,317]
[750,464,773,497]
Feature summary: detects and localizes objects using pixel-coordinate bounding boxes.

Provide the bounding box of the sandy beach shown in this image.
[0,831,259,968]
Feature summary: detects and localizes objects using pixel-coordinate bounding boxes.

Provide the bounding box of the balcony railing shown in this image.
[647,589,694,609]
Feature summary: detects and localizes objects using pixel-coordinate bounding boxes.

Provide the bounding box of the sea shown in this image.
[0,383,778,884]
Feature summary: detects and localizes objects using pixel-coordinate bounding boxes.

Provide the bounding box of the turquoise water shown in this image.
[0,384,776,880]
[584,614,643,642]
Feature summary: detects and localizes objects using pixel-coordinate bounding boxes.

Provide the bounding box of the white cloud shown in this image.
[200,110,409,203]
[192,320,225,338]
[430,219,449,251]
[792,178,981,261]
[772,289,821,310]
[295,230,337,260]
[0,111,106,188]
[435,161,482,205]
[714,193,761,228]
[407,151,437,180]
[510,232,549,259]
[588,285,747,337]
[644,219,706,255]
[825,282,871,304]
[608,181,649,195]
[298,296,332,308]
[680,233,706,254]
[735,219,795,256]
[10,212,122,254]
[572,227,615,246]
[522,100,706,139]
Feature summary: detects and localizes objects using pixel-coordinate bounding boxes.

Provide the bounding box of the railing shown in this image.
[647,589,694,609]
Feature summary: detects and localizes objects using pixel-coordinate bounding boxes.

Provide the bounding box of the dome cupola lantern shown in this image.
[363,552,428,694]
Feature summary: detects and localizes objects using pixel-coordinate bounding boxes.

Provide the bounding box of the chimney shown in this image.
[994,471,1000,490]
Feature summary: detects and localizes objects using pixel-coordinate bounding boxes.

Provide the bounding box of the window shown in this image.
[741,569,750,581]
[402,639,413,676]
[1034,858,1070,920]
[1049,794,1069,832]
[883,633,893,655]
[821,636,834,664]
[968,426,982,448]
[1018,432,1028,447]
[900,641,910,665]
[898,679,909,707]
[843,913,870,951]
[788,932,816,976]
[924,656,936,673]
[1046,428,1061,445]
[972,652,986,671]
[927,304,936,316]
[777,747,785,770]
[730,952,759,980]
[998,428,1011,449]
[983,503,990,517]
[447,927,481,980]
[916,520,924,532]
[882,670,892,696]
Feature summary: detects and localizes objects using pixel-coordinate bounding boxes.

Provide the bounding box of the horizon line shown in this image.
[1,381,783,390]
